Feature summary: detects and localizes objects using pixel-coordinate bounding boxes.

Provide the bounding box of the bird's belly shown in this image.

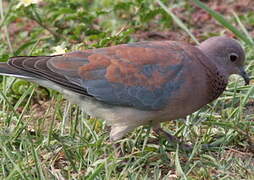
[63,86,208,124]
[159,96,208,122]
[63,87,209,140]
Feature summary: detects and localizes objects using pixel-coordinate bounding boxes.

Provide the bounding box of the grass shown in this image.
[0,0,254,179]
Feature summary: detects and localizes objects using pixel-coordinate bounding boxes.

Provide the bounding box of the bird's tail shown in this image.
[0,62,34,79]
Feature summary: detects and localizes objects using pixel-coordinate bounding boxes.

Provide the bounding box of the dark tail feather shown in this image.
[0,63,38,79]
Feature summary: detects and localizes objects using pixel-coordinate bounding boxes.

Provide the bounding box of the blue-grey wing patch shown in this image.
[82,63,184,110]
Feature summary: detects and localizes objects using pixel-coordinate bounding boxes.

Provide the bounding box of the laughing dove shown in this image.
[0,36,249,143]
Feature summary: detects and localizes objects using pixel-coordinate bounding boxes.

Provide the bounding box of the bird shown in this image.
[0,36,249,147]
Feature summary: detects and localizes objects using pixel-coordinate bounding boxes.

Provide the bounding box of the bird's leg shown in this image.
[109,125,137,157]
[152,124,193,151]
[106,126,123,157]
[112,141,124,157]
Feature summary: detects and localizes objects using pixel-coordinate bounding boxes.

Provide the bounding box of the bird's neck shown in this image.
[198,45,231,81]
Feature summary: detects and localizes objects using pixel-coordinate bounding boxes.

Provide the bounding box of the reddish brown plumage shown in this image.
[74,42,185,88]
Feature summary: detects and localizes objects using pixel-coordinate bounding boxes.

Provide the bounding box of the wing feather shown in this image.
[48,41,188,110]
[6,41,191,110]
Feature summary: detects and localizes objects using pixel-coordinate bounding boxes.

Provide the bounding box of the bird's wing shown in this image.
[7,41,193,110]
[49,41,191,110]
[7,55,89,95]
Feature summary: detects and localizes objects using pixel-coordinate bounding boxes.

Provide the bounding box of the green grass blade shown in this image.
[156,0,199,44]
[192,0,253,45]
[232,11,254,44]
[175,145,187,180]
[29,136,45,180]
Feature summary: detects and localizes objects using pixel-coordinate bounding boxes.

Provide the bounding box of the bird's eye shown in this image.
[229,53,238,62]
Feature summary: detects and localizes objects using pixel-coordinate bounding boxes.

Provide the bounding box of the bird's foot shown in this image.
[112,142,124,157]
[153,127,219,151]
[153,127,193,151]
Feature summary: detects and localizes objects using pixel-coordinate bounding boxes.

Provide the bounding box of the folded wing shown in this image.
[4,41,190,110]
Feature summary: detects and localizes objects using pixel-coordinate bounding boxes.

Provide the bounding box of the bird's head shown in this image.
[198,36,249,85]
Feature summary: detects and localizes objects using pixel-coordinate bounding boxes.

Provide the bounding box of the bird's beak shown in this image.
[239,67,250,85]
